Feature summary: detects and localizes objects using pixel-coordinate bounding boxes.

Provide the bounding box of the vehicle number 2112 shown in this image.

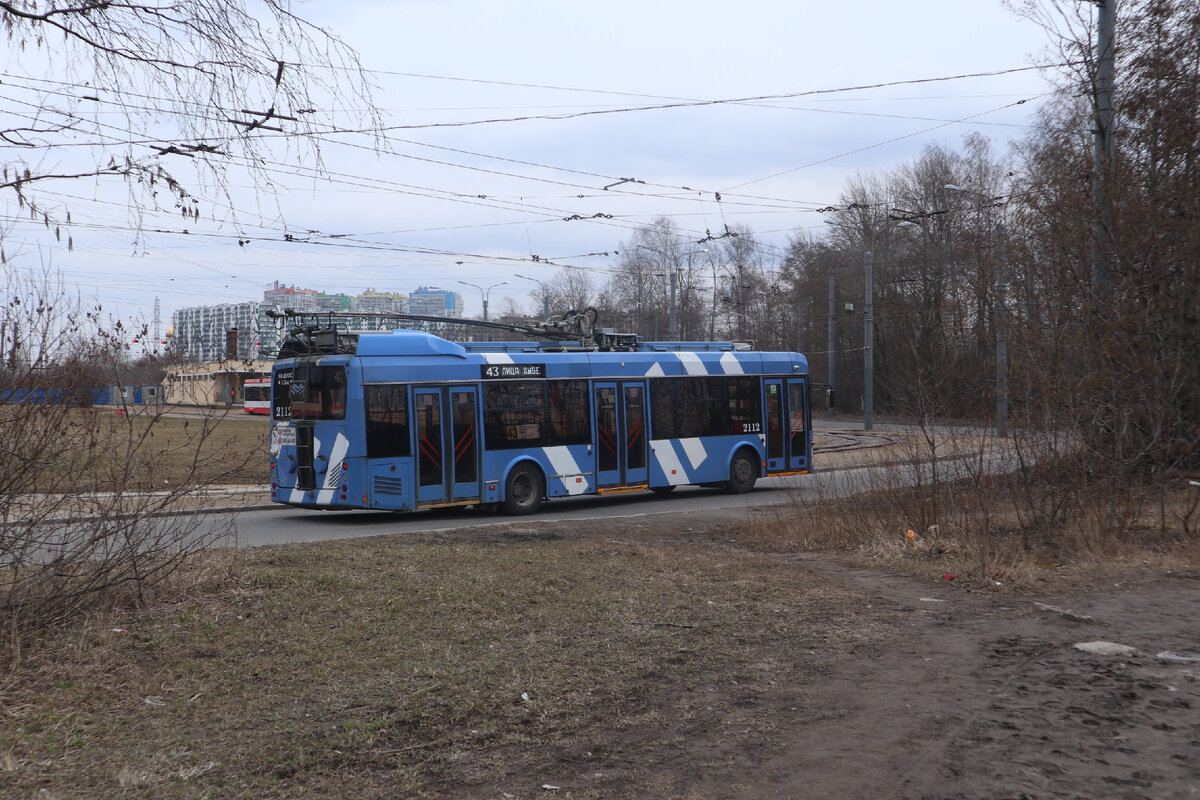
[742,422,762,433]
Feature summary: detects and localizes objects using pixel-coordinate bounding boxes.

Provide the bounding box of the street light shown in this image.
[513,273,550,320]
[456,279,509,322]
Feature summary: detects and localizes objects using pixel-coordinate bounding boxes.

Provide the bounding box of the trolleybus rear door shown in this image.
[786,378,810,471]
[595,381,648,487]
[415,387,481,504]
[764,380,786,473]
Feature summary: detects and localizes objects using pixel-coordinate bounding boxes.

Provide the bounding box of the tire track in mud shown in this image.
[745,556,1200,800]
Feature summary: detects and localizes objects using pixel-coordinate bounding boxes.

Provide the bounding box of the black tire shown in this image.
[649,485,677,495]
[503,464,545,515]
[725,449,758,494]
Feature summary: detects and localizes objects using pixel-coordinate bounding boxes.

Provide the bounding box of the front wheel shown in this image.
[503,464,545,515]
[725,450,758,494]
[649,485,676,495]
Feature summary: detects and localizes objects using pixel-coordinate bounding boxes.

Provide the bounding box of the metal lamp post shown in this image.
[514,273,550,320]
[457,279,509,341]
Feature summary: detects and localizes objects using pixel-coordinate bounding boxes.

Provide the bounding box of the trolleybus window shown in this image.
[272,368,293,419]
[728,377,762,433]
[547,380,589,445]
[650,376,763,439]
[650,379,675,440]
[483,379,589,449]
[288,365,347,420]
[365,384,411,458]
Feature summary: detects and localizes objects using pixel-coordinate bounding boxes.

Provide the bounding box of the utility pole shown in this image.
[996,224,1009,437]
[827,275,836,416]
[669,270,677,340]
[735,263,745,341]
[796,293,804,353]
[1092,0,1116,296]
[864,251,874,431]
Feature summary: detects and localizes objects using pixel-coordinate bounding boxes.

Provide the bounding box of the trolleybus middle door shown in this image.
[415,387,481,505]
[595,381,648,488]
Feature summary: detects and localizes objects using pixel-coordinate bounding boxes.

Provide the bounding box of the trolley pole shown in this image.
[864,251,874,431]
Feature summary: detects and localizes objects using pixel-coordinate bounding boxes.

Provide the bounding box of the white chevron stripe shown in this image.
[680,437,708,469]
[677,352,706,375]
[719,352,744,374]
[543,446,590,495]
[652,440,687,485]
[483,353,514,364]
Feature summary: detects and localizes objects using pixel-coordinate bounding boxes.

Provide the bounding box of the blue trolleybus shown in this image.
[267,320,811,515]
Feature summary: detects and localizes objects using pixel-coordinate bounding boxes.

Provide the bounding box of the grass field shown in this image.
[0,520,889,798]
[137,410,269,487]
[4,414,1198,797]
[0,406,269,492]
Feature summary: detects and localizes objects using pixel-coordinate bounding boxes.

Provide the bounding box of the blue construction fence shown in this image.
[1,384,165,406]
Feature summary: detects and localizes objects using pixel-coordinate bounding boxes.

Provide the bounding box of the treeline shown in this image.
[509,0,1197,475]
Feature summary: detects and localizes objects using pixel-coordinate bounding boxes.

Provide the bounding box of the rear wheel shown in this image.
[725,449,758,494]
[649,485,676,495]
[503,464,545,515]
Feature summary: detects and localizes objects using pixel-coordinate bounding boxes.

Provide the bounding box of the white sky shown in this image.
[3,0,1065,327]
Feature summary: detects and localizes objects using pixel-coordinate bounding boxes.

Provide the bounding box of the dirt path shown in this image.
[741,557,1200,799]
[499,515,1200,800]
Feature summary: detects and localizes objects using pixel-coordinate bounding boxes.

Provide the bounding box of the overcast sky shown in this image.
[4,0,1068,326]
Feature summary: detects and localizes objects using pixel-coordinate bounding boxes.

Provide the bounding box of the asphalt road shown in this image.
[221,472,815,548]
[212,418,1005,549]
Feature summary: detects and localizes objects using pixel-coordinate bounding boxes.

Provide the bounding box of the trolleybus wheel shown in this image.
[503,464,544,515]
[649,485,676,495]
[725,449,758,494]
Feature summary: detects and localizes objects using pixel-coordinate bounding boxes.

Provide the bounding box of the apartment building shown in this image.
[171,284,462,363]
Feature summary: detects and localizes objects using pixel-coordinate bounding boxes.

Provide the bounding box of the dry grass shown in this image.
[0,528,889,799]
[732,470,1200,591]
[36,408,268,490]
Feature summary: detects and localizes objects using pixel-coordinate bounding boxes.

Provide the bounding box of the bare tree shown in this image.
[1012,0,1200,474]
[606,218,709,340]
[0,0,381,246]
[546,268,596,316]
[0,269,256,667]
[711,224,772,343]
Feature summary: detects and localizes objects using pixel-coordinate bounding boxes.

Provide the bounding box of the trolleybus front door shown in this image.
[765,378,811,474]
[594,381,648,488]
[415,387,481,504]
[786,378,810,471]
